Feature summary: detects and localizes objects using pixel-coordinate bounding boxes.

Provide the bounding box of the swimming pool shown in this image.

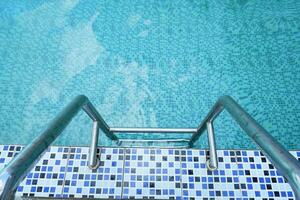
[0,1,299,149]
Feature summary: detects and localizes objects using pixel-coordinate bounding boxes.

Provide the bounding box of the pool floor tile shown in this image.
[62,147,123,199]
[15,146,69,198]
[180,150,242,200]
[0,145,23,169]
[0,145,298,199]
[236,150,296,200]
[122,148,182,199]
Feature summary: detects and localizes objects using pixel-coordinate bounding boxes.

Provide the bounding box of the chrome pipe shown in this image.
[0,95,89,200]
[83,102,117,140]
[110,127,197,133]
[189,95,300,198]
[1,94,299,199]
[0,171,15,200]
[88,121,100,169]
[206,121,218,170]
[0,95,116,199]
[189,103,223,145]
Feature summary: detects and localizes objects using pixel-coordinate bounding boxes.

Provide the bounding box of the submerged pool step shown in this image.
[116,139,191,148]
[113,128,194,148]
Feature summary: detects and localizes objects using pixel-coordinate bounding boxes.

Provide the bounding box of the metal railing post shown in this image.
[189,95,300,198]
[83,102,117,141]
[0,95,117,199]
[1,94,299,199]
[206,121,218,170]
[89,121,100,169]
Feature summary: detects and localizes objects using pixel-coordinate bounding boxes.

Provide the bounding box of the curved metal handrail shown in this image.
[189,95,300,199]
[0,95,117,200]
[0,95,299,199]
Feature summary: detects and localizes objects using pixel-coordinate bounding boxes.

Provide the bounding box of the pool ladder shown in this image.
[0,95,300,199]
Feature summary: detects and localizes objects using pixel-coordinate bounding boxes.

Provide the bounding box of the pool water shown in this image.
[0,1,299,149]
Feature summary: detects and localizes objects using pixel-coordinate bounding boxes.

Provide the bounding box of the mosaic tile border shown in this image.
[0,145,299,199]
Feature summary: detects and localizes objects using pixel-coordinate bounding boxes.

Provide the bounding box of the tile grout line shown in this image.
[98,146,102,199]
[13,145,23,197]
[0,145,298,199]
[180,149,183,200]
[235,149,244,199]
[60,146,71,198]
[120,147,126,199]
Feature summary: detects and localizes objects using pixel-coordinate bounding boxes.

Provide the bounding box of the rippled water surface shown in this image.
[0,1,299,149]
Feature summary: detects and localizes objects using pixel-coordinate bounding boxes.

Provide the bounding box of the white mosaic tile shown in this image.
[122,148,182,199]
[236,150,296,200]
[0,145,23,170]
[180,149,242,200]
[0,145,299,199]
[16,146,69,198]
[62,147,123,199]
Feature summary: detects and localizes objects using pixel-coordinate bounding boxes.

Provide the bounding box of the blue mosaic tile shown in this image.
[1,1,300,151]
[16,146,69,198]
[0,145,299,199]
[237,150,297,200]
[0,145,23,170]
[122,148,181,199]
[181,150,242,199]
[62,147,123,199]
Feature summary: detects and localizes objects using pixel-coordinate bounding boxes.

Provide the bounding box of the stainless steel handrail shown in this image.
[0,95,117,200]
[189,95,300,199]
[1,95,299,199]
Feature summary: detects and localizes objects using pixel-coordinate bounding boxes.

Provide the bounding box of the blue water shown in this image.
[0,1,299,149]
